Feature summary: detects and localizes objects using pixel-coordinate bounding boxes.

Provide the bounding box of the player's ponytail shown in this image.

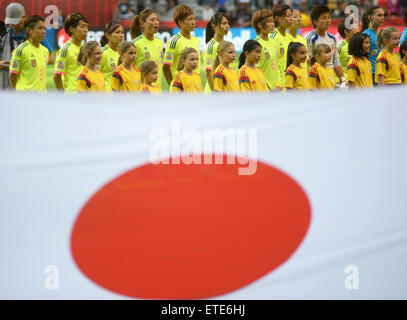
[101,21,122,47]
[286,42,305,70]
[117,41,135,66]
[213,40,234,71]
[361,6,381,32]
[78,41,100,66]
[130,9,155,39]
[239,40,261,69]
[205,12,230,44]
[177,47,198,71]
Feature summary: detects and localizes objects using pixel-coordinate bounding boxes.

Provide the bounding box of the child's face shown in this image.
[184,52,199,71]
[146,67,158,83]
[90,46,103,65]
[221,45,236,64]
[71,20,88,41]
[318,48,332,65]
[215,16,230,36]
[386,32,400,49]
[362,37,370,54]
[292,10,302,29]
[246,46,262,65]
[293,46,307,64]
[180,14,196,32]
[277,9,292,29]
[123,46,137,64]
[108,26,125,45]
[144,13,160,35]
[314,12,331,31]
[370,8,385,27]
[261,16,275,34]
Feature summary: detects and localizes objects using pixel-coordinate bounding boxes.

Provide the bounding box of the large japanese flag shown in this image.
[1,88,406,299]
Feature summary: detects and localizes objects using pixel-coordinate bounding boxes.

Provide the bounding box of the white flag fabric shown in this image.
[1,88,407,299]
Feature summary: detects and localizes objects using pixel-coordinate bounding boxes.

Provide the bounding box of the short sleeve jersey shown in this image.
[285,64,309,90]
[239,65,269,92]
[100,45,120,92]
[270,29,293,79]
[9,40,49,92]
[375,49,402,84]
[309,63,336,89]
[337,40,350,80]
[77,66,106,92]
[254,36,283,90]
[202,38,220,93]
[132,35,164,87]
[54,40,82,93]
[363,28,379,75]
[347,56,373,88]
[111,64,142,92]
[213,64,240,92]
[170,71,203,93]
[400,62,407,84]
[163,33,201,82]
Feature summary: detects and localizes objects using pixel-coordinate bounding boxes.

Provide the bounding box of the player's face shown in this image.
[279,10,292,29]
[180,15,196,32]
[72,20,89,41]
[144,13,160,35]
[109,26,125,45]
[247,46,262,64]
[371,8,385,27]
[362,37,370,54]
[346,27,359,40]
[28,21,46,43]
[216,16,230,36]
[221,45,236,64]
[319,48,332,65]
[123,46,137,64]
[262,17,275,34]
[146,67,158,83]
[315,12,331,31]
[91,46,103,65]
[292,10,302,29]
[184,52,199,71]
[295,46,307,63]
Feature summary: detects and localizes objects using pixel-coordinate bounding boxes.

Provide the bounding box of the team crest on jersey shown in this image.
[12,60,19,69]
[265,52,270,59]
[31,59,37,68]
[58,61,65,70]
[280,47,284,55]
[166,52,173,61]
[145,51,151,59]
[206,58,211,66]
[372,49,377,56]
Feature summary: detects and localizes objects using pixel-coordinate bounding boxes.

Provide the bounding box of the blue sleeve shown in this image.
[40,30,54,52]
[401,28,407,46]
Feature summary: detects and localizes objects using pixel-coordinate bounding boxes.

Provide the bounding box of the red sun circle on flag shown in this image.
[71,155,311,299]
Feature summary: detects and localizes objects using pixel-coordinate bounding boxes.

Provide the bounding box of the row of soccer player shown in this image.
[8,4,407,92]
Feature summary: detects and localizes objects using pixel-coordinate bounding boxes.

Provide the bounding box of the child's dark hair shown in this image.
[361,6,382,32]
[286,42,305,70]
[117,41,136,65]
[130,9,155,39]
[272,4,291,28]
[310,5,330,28]
[310,43,331,66]
[24,15,44,39]
[239,40,261,69]
[400,40,407,60]
[251,9,273,35]
[100,21,123,47]
[177,47,198,71]
[78,41,100,66]
[348,32,369,58]
[173,4,194,28]
[64,13,88,37]
[205,12,230,43]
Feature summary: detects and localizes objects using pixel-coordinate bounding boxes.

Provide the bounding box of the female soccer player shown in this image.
[252,9,283,91]
[111,42,142,92]
[54,13,88,93]
[285,42,309,90]
[347,33,373,88]
[202,12,230,92]
[309,43,336,90]
[131,9,164,89]
[270,4,293,82]
[375,27,401,86]
[238,40,269,92]
[212,41,240,92]
[140,60,161,93]
[100,21,125,91]
[163,4,200,86]
[9,15,49,92]
[337,17,358,82]
[400,40,407,84]
[170,47,203,93]
[362,6,385,84]
[77,41,105,92]
[288,9,308,57]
